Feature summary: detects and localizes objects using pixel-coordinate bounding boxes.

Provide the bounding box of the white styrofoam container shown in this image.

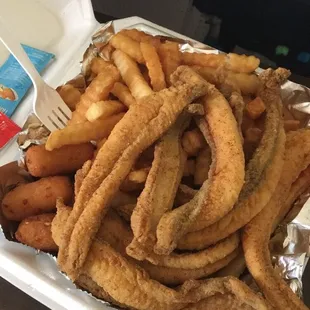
[0,1,201,309]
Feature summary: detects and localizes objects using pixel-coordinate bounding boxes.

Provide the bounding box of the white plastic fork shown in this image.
[0,20,72,132]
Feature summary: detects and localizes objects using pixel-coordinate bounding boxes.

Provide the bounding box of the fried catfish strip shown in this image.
[74,160,92,197]
[217,71,245,142]
[243,129,310,310]
[177,68,288,250]
[57,66,209,280]
[229,90,245,142]
[155,80,244,254]
[76,274,127,309]
[175,184,197,207]
[86,245,265,309]
[140,249,239,286]
[215,249,246,278]
[280,165,310,224]
[52,205,269,310]
[182,293,259,310]
[127,115,189,260]
[145,233,239,269]
[273,164,310,229]
[113,203,136,222]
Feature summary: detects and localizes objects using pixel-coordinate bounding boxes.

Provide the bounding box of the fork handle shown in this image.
[0,18,43,89]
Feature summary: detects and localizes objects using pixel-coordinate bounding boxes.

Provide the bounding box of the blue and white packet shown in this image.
[0,44,55,117]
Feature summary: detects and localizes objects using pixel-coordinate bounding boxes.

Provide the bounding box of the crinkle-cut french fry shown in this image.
[140,42,166,91]
[112,49,153,100]
[181,52,226,68]
[90,57,113,75]
[191,66,260,95]
[57,84,81,111]
[158,41,181,84]
[86,100,126,122]
[227,53,260,73]
[46,113,124,151]
[69,64,120,125]
[183,53,259,74]
[119,29,161,47]
[182,128,206,156]
[120,167,150,192]
[119,29,152,41]
[110,33,144,64]
[245,96,266,120]
[111,82,136,108]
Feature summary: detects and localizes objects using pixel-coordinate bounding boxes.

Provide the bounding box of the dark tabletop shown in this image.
[0,277,47,310]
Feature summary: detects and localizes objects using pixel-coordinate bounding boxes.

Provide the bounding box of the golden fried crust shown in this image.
[215,250,246,279]
[75,274,127,308]
[182,293,254,310]
[58,67,209,280]
[273,164,310,230]
[52,203,269,310]
[55,202,238,287]
[177,68,287,250]
[127,115,189,260]
[74,160,92,197]
[140,249,239,286]
[280,165,310,225]
[243,129,310,310]
[155,80,244,254]
[145,233,239,269]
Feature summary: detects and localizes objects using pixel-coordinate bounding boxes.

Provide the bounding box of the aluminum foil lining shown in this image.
[1,20,310,306]
[271,192,310,298]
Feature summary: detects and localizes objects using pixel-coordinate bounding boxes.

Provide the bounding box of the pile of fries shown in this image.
[46,28,267,152]
[2,27,310,310]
